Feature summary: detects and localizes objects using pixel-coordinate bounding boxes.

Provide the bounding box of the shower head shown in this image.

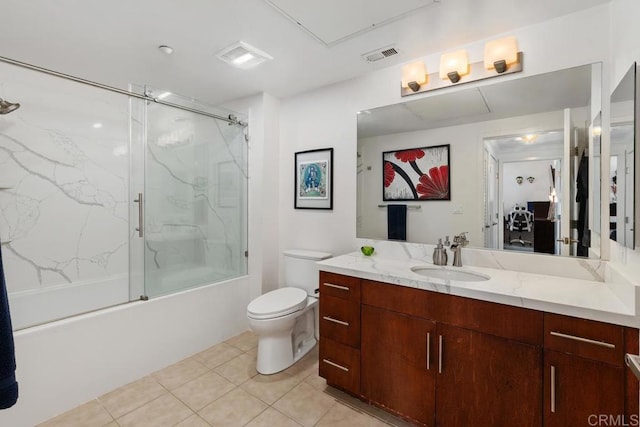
[0,98,20,115]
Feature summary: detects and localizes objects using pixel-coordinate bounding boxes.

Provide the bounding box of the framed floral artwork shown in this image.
[294,148,333,209]
[383,144,450,201]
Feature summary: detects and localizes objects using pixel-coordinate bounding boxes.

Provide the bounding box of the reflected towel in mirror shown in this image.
[387,204,407,241]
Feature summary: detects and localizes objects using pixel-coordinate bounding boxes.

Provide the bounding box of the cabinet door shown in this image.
[544,349,624,427]
[435,323,542,427]
[362,305,436,426]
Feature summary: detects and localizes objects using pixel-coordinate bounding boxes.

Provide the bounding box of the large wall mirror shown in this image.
[609,63,638,249]
[357,63,602,258]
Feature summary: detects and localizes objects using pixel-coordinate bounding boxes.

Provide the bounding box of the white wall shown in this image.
[503,160,557,214]
[279,5,611,265]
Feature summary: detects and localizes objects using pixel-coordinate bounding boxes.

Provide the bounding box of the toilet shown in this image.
[247,249,332,375]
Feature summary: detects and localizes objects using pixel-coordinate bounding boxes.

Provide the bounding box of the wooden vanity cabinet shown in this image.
[436,323,542,427]
[361,279,543,427]
[318,271,640,427]
[318,272,361,395]
[361,305,436,426]
[543,313,638,427]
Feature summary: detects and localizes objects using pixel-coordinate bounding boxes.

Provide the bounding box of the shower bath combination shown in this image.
[0,98,20,114]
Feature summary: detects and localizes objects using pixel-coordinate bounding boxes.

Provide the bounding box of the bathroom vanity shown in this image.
[317,252,640,427]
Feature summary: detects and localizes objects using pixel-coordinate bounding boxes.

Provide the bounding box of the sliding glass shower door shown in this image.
[135,90,248,298]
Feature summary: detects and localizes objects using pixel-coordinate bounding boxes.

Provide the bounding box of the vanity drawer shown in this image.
[544,313,624,366]
[319,336,361,395]
[362,279,542,345]
[319,294,360,347]
[319,271,361,302]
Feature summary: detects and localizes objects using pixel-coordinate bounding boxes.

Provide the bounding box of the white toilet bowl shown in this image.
[247,287,318,375]
[247,249,331,375]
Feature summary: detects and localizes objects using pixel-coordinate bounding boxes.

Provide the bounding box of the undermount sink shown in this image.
[411,266,490,282]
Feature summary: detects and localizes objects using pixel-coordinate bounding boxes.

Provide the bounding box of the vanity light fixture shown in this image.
[401,61,428,92]
[400,36,523,97]
[484,36,519,74]
[439,50,469,83]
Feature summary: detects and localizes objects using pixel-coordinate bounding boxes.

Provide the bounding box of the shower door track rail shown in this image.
[0,55,247,127]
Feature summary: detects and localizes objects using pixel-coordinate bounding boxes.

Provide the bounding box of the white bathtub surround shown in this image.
[0,276,251,427]
[323,241,640,327]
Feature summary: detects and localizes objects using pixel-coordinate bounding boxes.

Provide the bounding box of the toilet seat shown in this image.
[247,287,308,320]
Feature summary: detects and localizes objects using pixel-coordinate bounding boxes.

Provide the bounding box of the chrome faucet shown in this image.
[450,232,469,267]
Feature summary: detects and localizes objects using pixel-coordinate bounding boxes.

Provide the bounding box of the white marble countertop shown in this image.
[318,252,639,328]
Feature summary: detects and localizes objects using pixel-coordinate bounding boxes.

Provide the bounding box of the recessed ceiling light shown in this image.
[158,45,174,55]
[92,123,103,129]
[216,41,273,70]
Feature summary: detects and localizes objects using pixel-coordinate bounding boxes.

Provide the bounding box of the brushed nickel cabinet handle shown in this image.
[323,282,350,291]
[323,316,349,327]
[426,332,431,370]
[551,365,556,413]
[550,331,615,349]
[438,335,443,374]
[322,358,349,372]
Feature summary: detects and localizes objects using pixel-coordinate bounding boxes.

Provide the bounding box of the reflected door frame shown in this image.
[483,148,500,249]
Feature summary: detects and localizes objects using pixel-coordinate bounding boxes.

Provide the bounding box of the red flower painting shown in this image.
[417,165,449,199]
[383,161,395,187]
[394,149,425,163]
[382,144,450,201]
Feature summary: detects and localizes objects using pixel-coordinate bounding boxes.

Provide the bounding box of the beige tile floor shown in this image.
[39,331,412,427]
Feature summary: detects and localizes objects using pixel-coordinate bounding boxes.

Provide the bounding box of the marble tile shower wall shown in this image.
[0,62,131,329]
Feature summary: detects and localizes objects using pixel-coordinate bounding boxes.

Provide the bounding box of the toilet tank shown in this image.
[283,249,332,295]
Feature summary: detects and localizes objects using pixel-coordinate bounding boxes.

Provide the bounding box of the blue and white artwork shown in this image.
[299,160,328,199]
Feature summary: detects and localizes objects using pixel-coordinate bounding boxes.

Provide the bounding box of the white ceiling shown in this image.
[0,0,610,106]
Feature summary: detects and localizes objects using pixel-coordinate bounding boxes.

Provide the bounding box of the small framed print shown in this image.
[294,148,333,210]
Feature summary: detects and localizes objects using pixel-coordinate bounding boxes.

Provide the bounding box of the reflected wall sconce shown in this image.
[527,176,535,183]
[516,176,524,185]
[439,50,469,83]
[400,36,523,97]
[401,61,428,92]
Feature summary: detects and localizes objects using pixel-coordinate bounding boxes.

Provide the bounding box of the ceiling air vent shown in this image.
[362,45,399,63]
[216,41,273,70]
